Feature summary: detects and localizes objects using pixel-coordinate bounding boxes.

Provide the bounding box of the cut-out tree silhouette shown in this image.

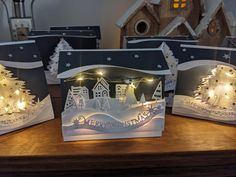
[48,38,73,76]
[0,64,35,115]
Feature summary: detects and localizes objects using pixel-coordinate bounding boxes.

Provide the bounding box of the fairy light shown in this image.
[225,72,233,77]
[17,100,26,110]
[146,78,154,83]
[15,89,20,95]
[0,96,4,100]
[97,71,104,76]
[77,76,84,81]
[208,90,215,98]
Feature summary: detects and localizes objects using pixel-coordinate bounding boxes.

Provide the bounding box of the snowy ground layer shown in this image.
[0,95,54,135]
[62,99,166,141]
[173,95,236,125]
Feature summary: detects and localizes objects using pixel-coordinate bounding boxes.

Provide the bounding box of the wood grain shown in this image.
[0,112,235,176]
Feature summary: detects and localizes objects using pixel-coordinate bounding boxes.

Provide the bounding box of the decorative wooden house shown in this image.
[116,0,233,47]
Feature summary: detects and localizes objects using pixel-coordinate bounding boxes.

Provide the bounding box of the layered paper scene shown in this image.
[58,44,177,141]
[172,45,236,125]
[0,41,54,135]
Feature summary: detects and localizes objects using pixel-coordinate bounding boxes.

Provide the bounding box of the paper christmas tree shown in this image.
[47,38,73,76]
[0,65,35,115]
[194,65,236,110]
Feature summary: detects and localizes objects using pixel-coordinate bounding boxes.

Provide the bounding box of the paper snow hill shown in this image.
[0,41,54,135]
[58,44,176,141]
[172,45,236,125]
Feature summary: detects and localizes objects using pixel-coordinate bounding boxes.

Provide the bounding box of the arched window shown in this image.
[172,0,187,9]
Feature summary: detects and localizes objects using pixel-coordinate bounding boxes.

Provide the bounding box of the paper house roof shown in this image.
[58,43,173,79]
[178,44,236,68]
[28,30,97,38]
[50,26,101,40]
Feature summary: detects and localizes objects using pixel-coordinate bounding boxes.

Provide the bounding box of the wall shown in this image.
[0,0,135,48]
[0,0,235,48]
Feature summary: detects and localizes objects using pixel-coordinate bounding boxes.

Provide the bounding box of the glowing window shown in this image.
[172,0,187,9]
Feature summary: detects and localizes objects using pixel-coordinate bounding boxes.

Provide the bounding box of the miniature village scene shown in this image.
[61,69,166,140]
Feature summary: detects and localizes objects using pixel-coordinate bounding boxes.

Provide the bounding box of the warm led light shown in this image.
[208,90,215,97]
[211,68,217,75]
[97,71,104,76]
[0,96,4,100]
[15,89,20,95]
[130,83,136,89]
[4,107,9,112]
[77,77,84,81]
[17,101,26,110]
[224,84,232,91]
[173,3,179,8]
[146,78,154,83]
[225,72,233,77]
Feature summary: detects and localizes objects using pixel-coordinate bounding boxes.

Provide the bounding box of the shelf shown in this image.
[0,113,235,177]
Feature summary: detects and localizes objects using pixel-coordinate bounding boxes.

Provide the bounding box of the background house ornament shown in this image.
[117,0,232,47]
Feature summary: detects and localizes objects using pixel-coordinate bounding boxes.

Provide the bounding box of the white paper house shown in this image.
[71,86,89,100]
[92,77,110,98]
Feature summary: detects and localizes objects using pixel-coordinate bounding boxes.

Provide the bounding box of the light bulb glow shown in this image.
[130,83,136,89]
[15,90,20,95]
[77,77,84,81]
[0,96,4,100]
[146,78,154,83]
[17,101,26,110]
[225,72,233,77]
[224,84,232,91]
[208,90,215,98]
[97,71,104,76]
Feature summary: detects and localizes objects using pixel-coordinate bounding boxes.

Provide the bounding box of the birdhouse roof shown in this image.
[158,16,197,38]
[116,0,161,28]
[195,0,226,36]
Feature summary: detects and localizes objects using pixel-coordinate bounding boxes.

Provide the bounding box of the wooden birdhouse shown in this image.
[116,0,232,47]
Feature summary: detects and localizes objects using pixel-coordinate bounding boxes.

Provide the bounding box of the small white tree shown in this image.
[125,85,137,106]
[139,93,146,106]
[152,81,162,100]
[47,38,73,76]
[64,90,76,111]
[101,98,110,112]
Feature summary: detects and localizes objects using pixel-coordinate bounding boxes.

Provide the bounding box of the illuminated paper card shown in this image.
[0,41,54,135]
[58,43,176,141]
[173,45,236,125]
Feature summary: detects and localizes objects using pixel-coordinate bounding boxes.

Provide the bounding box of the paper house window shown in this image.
[58,45,176,141]
[172,0,187,9]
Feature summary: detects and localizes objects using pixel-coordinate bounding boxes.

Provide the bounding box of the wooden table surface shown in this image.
[0,114,236,177]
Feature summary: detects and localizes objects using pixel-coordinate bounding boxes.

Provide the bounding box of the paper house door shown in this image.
[0,41,54,135]
[172,44,236,125]
[58,43,176,141]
